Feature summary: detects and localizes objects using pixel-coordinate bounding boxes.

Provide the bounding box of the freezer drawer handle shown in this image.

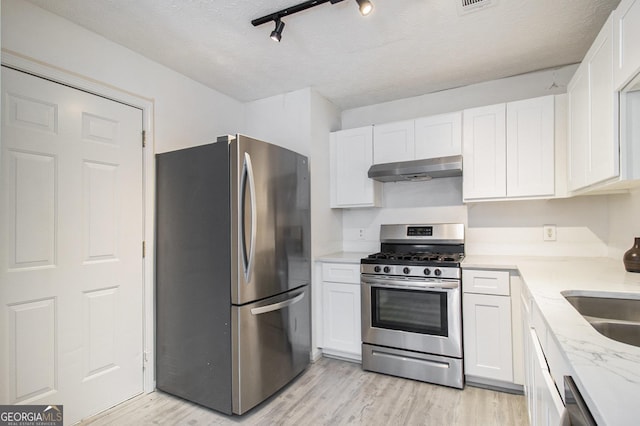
[241,152,257,283]
[250,290,305,315]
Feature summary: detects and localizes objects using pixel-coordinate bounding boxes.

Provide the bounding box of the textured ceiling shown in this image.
[27,0,621,109]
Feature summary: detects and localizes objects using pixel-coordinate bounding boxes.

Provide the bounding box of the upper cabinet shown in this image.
[614,0,640,90]
[373,120,415,164]
[372,112,462,165]
[414,112,462,159]
[567,15,620,192]
[506,96,555,198]
[463,96,555,201]
[330,126,382,208]
[462,103,507,200]
[565,0,640,195]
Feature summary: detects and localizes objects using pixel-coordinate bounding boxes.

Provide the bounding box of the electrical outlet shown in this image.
[358,228,366,240]
[543,225,557,241]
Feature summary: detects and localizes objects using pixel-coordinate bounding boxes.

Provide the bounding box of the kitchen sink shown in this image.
[563,294,640,348]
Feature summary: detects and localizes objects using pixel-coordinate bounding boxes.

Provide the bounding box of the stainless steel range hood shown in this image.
[367,155,463,182]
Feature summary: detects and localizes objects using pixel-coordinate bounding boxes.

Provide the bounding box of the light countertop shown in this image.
[463,255,640,425]
[314,251,369,264]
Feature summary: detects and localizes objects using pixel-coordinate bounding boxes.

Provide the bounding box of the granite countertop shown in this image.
[314,251,369,264]
[463,255,640,425]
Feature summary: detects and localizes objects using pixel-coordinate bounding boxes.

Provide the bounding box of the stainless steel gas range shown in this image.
[360,223,465,389]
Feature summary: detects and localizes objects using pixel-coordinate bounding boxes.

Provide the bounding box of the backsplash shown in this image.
[342,177,612,257]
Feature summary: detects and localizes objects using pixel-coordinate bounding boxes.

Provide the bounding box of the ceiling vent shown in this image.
[458,0,496,15]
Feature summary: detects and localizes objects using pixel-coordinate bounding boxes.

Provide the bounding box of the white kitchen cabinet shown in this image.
[463,96,556,201]
[521,284,568,426]
[567,65,590,191]
[373,113,462,165]
[330,126,382,208]
[373,120,415,164]
[463,293,513,382]
[567,14,619,192]
[506,96,555,197]
[414,111,462,159]
[462,269,515,385]
[320,263,362,361]
[614,0,640,90]
[463,103,507,199]
[530,329,566,426]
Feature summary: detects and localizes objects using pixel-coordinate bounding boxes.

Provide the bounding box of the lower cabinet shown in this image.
[521,283,568,425]
[463,292,513,382]
[319,262,362,361]
[462,268,523,389]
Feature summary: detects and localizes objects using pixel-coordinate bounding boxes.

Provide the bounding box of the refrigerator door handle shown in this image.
[250,290,306,315]
[241,152,257,283]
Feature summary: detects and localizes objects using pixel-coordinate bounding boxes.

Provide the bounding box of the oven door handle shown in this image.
[361,276,459,291]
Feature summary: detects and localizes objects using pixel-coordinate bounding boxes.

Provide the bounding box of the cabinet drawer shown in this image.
[321,263,361,284]
[463,269,510,296]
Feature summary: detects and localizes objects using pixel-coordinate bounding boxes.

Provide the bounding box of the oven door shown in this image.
[361,274,462,358]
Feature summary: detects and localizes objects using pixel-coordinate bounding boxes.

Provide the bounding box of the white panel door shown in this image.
[567,65,589,191]
[0,67,144,423]
[588,16,619,186]
[506,96,555,197]
[373,120,415,164]
[321,282,361,358]
[330,126,379,208]
[414,111,462,159]
[463,104,507,200]
[463,293,513,382]
[614,0,640,89]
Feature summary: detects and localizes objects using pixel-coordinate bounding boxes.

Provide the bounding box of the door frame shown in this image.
[1,50,157,394]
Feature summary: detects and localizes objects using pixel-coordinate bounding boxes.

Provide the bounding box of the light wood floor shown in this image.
[80,357,528,425]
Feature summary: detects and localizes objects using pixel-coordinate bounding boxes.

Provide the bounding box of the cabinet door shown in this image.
[614,0,640,90]
[330,127,380,208]
[521,292,535,426]
[588,16,619,186]
[463,104,507,200]
[506,96,555,197]
[373,120,415,164]
[567,65,589,191]
[530,329,566,426]
[463,293,513,382]
[414,112,462,159]
[321,282,361,357]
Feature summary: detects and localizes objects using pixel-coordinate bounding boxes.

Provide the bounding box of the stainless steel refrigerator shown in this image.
[155,134,311,415]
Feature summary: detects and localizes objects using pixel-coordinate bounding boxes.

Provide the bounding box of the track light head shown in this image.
[356,0,373,16]
[270,19,285,42]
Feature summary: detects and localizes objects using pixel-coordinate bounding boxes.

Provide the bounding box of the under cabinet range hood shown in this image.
[368,155,463,182]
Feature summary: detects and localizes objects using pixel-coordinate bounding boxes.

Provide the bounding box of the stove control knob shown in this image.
[403,267,411,274]
[383,266,391,273]
[434,269,442,277]
[374,266,381,273]
[423,268,431,276]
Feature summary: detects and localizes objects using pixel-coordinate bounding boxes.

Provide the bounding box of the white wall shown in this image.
[1,0,244,153]
[607,188,640,259]
[340,66,613,257]
[242,88,313,157]
[342,65,578,129]
[309,90,343,257]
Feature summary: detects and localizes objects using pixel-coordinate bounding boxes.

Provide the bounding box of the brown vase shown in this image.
[623,237,640,273]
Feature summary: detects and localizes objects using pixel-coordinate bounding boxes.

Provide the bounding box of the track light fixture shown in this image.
[252,0,374,42]
[356,0,374,15]
[270,19,285,42]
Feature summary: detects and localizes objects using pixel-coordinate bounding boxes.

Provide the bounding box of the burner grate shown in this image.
[367,252,464,263]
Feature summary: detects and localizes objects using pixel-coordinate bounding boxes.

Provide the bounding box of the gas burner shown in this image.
[367,252,464,264]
